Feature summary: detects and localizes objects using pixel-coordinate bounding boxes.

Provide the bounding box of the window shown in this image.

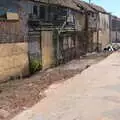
[39,6,46,20]
[0,8,6,20]
[107,23,109,29]
[33,5,38,16]
[63,36,69,50]
[92,13,94,17]
[63,35,75,50]
[32,5,46,20]
[71,36,76,48]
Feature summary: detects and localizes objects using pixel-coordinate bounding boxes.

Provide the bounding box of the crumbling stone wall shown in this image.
[0,42,29,82]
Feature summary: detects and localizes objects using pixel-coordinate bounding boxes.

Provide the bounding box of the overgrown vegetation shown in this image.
[30,59,42,74]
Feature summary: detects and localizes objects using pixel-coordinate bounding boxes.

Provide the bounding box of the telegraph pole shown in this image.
[89,0,91,4]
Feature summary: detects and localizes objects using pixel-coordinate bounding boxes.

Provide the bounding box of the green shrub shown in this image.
[30,59,42,74]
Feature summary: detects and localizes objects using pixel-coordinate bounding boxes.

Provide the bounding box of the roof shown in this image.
[90,4,107,13]
[112,15,120,21]
[30,0,107,13]
[73,0,95,12]
[31,0,81,11]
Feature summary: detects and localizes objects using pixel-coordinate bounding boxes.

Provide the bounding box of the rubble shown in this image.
[0,109,10,119]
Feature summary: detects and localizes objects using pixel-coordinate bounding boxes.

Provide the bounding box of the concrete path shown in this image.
[12,52,120,120]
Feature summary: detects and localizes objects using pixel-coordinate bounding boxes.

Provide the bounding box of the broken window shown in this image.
[49,6,67,23]
[33,5,38,16]
[49,6,57,21]
[67,9,73,21]
[39,6,46,20]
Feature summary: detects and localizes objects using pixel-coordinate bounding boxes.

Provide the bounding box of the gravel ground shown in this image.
[0,52,109,120]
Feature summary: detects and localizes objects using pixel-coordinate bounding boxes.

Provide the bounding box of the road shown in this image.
[12,52,120,120]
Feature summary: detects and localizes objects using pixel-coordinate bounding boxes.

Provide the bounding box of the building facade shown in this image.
[19,0,90,68]
[0,0,29,82]
[111,16,120,43]
[90,4,110,51]
[0,0,112,81]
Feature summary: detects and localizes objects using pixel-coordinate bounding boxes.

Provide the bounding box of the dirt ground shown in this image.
[0,52,109,120]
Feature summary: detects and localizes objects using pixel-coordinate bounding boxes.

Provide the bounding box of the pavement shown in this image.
[12,52,120,120]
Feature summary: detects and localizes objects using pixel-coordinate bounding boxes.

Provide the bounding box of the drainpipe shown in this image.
[116,31,117,42]
[57,33,60,64]
[96,12,100,52]
[115,17,117,42]
[85,12,89,53]
[57,20,67,62]
[48,0,50,22]
[109,13,112,44]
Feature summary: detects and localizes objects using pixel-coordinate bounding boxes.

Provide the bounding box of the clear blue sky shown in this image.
[83,0,120,17]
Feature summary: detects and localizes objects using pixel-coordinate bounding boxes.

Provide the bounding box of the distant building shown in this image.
[111,16,120,43]
[0,0,113,82]
[90,4,111,51]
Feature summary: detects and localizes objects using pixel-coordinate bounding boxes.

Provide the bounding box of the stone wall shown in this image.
[74,12,85,31]
[92,13,110,51]
[93,30,110,51]
[99,13,110,49]
[0,42,29,82]
[99,30,110,49]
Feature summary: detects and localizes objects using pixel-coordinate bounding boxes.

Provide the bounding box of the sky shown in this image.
[83,0,120,17]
